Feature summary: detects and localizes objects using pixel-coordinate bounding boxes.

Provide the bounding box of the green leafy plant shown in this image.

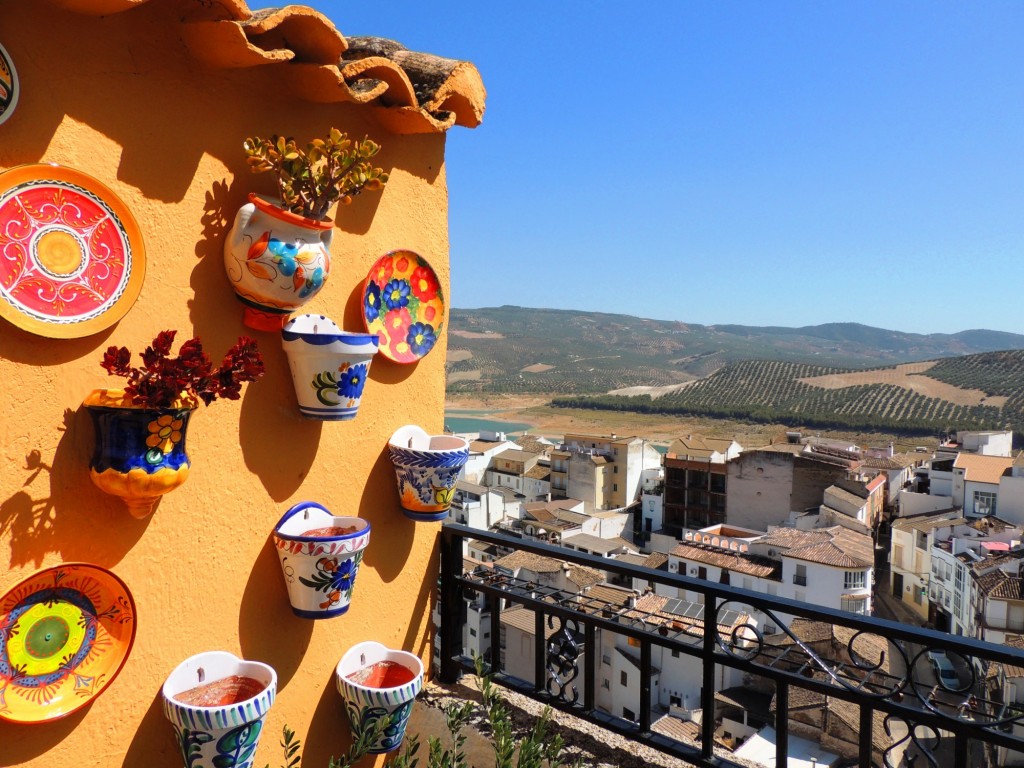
[244,128,389,220]
[266,658,583,768]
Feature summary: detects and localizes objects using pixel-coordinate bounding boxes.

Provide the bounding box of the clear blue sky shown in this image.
[254,1,1024,335]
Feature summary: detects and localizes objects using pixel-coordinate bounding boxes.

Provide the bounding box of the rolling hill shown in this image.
[446,306,1024,397]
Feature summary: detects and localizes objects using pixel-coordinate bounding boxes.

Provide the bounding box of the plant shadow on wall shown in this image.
[1,409,151,569]
[238,536,315,690]
[189,176,323,501]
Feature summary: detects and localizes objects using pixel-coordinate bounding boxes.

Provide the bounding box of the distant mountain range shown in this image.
[446,306,1024,396]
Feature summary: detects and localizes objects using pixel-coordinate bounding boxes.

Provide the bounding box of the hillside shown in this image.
[551,353,1024,437]
[446,306,1024,396]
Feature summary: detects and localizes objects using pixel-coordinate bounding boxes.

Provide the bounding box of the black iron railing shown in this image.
[438,523,1024,768]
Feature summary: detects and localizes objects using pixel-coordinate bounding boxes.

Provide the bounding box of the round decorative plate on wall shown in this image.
[0,563,137,723]
[0,42,18,126]
[0,164,146,338]
[361,249,445,363]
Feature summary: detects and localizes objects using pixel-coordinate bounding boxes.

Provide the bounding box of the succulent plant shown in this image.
[243,128,389,220]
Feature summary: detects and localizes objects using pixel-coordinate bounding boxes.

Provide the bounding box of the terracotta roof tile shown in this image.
[494,550,562,573]
[651,715,700,744]
[565,564,604,589]
[670,542,781,579]
[52,0,485,134]
[953,453,1014,485]
[643,552,670,570]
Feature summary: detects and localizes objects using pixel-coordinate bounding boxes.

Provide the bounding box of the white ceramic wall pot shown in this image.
[223,194,333,331]
[387,425,469,522]
[335,641,424,754]
[281,315,378,420]
[161,651,277,768]
[272,501,371,619]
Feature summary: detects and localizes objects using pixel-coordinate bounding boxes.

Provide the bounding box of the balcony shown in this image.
[793,574,807,586]
[438,523,1024,768]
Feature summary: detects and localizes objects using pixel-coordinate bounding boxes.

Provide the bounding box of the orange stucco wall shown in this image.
[0,3,451,766]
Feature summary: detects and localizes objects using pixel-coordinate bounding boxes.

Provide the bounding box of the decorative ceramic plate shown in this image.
[0,42,18,126]
[361,250,445,364]
[0,563,137,723]
[0,164,146,338]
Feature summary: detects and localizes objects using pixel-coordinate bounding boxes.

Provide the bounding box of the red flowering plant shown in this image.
[99,330,265,410]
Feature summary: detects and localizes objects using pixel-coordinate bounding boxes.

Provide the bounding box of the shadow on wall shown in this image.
[238,536,315,690]
[121,689,179,768]
[0,706,88,764]
[1,408,153,569]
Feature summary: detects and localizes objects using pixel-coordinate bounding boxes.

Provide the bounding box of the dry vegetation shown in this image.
[799,361,1008,407]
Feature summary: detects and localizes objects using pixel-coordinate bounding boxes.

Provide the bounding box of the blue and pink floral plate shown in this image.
[361,250,444,364]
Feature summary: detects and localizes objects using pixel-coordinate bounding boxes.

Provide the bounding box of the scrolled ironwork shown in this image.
[883,714,941,768]
[545,614,581,705]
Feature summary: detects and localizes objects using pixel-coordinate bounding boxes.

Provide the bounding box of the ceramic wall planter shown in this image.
[335,641,423,754]
[272,501,371,619]
[84,389,194,518]
[162,651,277,768]
[223,193,333,331]
[387,425,469,522]
[281,315,378,420]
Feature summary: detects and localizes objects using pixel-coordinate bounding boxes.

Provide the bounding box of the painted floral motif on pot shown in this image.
[335,642,423,754]
[162,651,277,768]
[272,501,371,619]
[282,315,378,421]
[224,194,332,331]
[387,425,469,522]
[84,389,194,518]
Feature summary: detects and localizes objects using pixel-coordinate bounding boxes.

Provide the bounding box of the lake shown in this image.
[444,413,534,435]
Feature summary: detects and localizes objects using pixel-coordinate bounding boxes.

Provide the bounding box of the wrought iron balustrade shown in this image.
[438,523,1024,768]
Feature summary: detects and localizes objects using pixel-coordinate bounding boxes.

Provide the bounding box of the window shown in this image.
[974,490,997,516]
[793,564,807,586]
[764,624,777,634]
[469,628,477,637]
[697,566,707,580]
[614,465,619,474]
[622,707,636,721]
[601,679,610,689]
[670,694,682,707]
[916,530,927,550]
[620,671,628,687]
[671,649,680,658]
[844,571,866,590]
[613,483,618,492]
[841,596,868,615]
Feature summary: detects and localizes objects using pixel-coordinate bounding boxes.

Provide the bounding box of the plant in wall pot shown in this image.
[84,330,265,517]
[224,129,389,331]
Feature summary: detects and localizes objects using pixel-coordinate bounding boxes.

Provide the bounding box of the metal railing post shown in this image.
[438,526,463,683]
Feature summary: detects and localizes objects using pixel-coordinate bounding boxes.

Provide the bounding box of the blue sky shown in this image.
[254,2,1024,335]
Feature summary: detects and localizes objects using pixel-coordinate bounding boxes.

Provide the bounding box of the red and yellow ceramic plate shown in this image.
[0,164,146,338]
[0,563,137,723]
[361,249,445,364]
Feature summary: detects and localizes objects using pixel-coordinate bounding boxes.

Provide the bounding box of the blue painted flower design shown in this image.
[298,266,325,299]
[382,279,411,310]
[337,363,369,400]
[406,323,436,356]
[364,282,381,321]
[267,238,299,276]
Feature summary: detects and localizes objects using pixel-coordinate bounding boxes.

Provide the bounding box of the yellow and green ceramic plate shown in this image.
[0,563,136,723]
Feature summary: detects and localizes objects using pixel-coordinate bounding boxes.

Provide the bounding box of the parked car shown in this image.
[928,649,959,687]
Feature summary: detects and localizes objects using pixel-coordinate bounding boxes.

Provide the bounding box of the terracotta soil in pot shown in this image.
[347,661,417,688]
[302,525,358,537]
[173,675,266,707]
